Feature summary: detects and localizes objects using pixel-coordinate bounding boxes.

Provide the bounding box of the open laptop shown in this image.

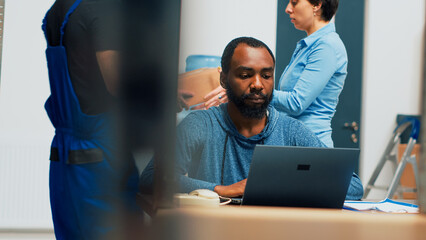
[239,145,359,209]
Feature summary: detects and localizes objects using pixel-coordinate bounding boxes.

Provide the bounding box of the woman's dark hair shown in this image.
[221,37,275,74]
[308,0,339,21]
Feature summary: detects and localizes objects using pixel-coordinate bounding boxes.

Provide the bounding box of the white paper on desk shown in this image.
[344,198,419,213]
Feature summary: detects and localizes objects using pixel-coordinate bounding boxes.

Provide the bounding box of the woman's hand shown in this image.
[192,85,228,110]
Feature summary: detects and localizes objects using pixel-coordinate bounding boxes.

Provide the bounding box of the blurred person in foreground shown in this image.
[43,0,139,238]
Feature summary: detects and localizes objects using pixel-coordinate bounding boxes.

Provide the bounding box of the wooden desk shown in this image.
[151,206,426,240]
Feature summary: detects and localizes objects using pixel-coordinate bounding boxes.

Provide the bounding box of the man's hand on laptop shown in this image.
[213,179,247,197]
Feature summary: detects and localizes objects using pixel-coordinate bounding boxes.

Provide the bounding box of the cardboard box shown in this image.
[178,68,220,107]
[397,144,421,199]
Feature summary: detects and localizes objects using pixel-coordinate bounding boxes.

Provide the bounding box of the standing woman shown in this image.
[272,0,345,147]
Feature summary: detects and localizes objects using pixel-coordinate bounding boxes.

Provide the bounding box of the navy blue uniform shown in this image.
[42,0,139,239]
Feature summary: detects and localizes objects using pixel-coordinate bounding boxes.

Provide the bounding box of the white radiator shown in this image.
[0,144,53,229]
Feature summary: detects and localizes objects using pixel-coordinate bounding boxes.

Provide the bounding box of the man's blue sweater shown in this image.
[140,103,364,200]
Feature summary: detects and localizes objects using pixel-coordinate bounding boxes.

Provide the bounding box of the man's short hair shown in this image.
[221,37,275,74]
[308,0,339,21]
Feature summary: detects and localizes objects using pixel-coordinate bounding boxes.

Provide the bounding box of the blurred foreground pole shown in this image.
[420,3,426,214]
[121,0,181,210]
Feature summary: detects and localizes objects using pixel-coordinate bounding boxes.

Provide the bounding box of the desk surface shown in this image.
[152,205,426,240]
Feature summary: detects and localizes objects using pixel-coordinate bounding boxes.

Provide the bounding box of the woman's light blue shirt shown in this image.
[271,23,347,147]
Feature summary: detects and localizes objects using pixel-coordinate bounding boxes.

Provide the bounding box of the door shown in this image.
[332,1,365,150]
[275,1,365,171]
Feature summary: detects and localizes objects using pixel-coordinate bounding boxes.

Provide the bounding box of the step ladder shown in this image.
[364,117,420,199]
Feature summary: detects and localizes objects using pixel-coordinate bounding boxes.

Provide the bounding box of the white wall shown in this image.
[360,0,425,197]
[0,0,55,229]
[178,0,278,73]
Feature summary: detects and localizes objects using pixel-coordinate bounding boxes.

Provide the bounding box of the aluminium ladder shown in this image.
[364,117,420,199]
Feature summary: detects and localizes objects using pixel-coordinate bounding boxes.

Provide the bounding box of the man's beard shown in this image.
[225,82,272,119]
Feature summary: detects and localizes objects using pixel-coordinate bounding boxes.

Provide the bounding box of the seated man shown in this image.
[140,37,363,200]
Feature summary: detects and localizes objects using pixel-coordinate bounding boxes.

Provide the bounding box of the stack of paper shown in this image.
[344,198,418,213]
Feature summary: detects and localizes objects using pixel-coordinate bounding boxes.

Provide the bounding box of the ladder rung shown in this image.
[366,185,388,191]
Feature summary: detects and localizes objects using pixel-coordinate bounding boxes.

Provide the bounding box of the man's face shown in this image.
[221,44,275,119]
